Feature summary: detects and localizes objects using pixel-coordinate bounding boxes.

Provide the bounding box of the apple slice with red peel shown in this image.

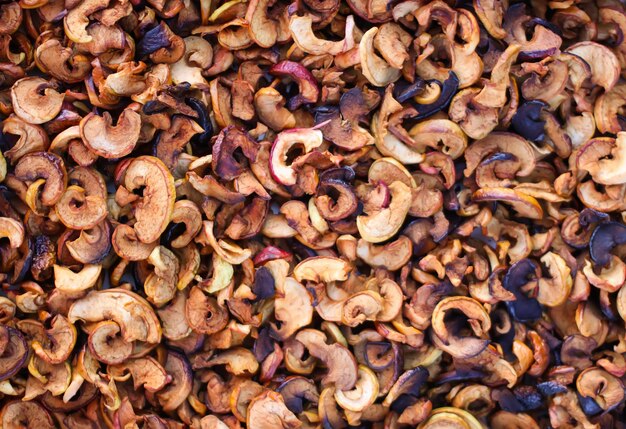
[253,245,293,266]
[269,61,319,110]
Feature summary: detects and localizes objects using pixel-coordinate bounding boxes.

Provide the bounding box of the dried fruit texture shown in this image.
[0,0,625,427]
